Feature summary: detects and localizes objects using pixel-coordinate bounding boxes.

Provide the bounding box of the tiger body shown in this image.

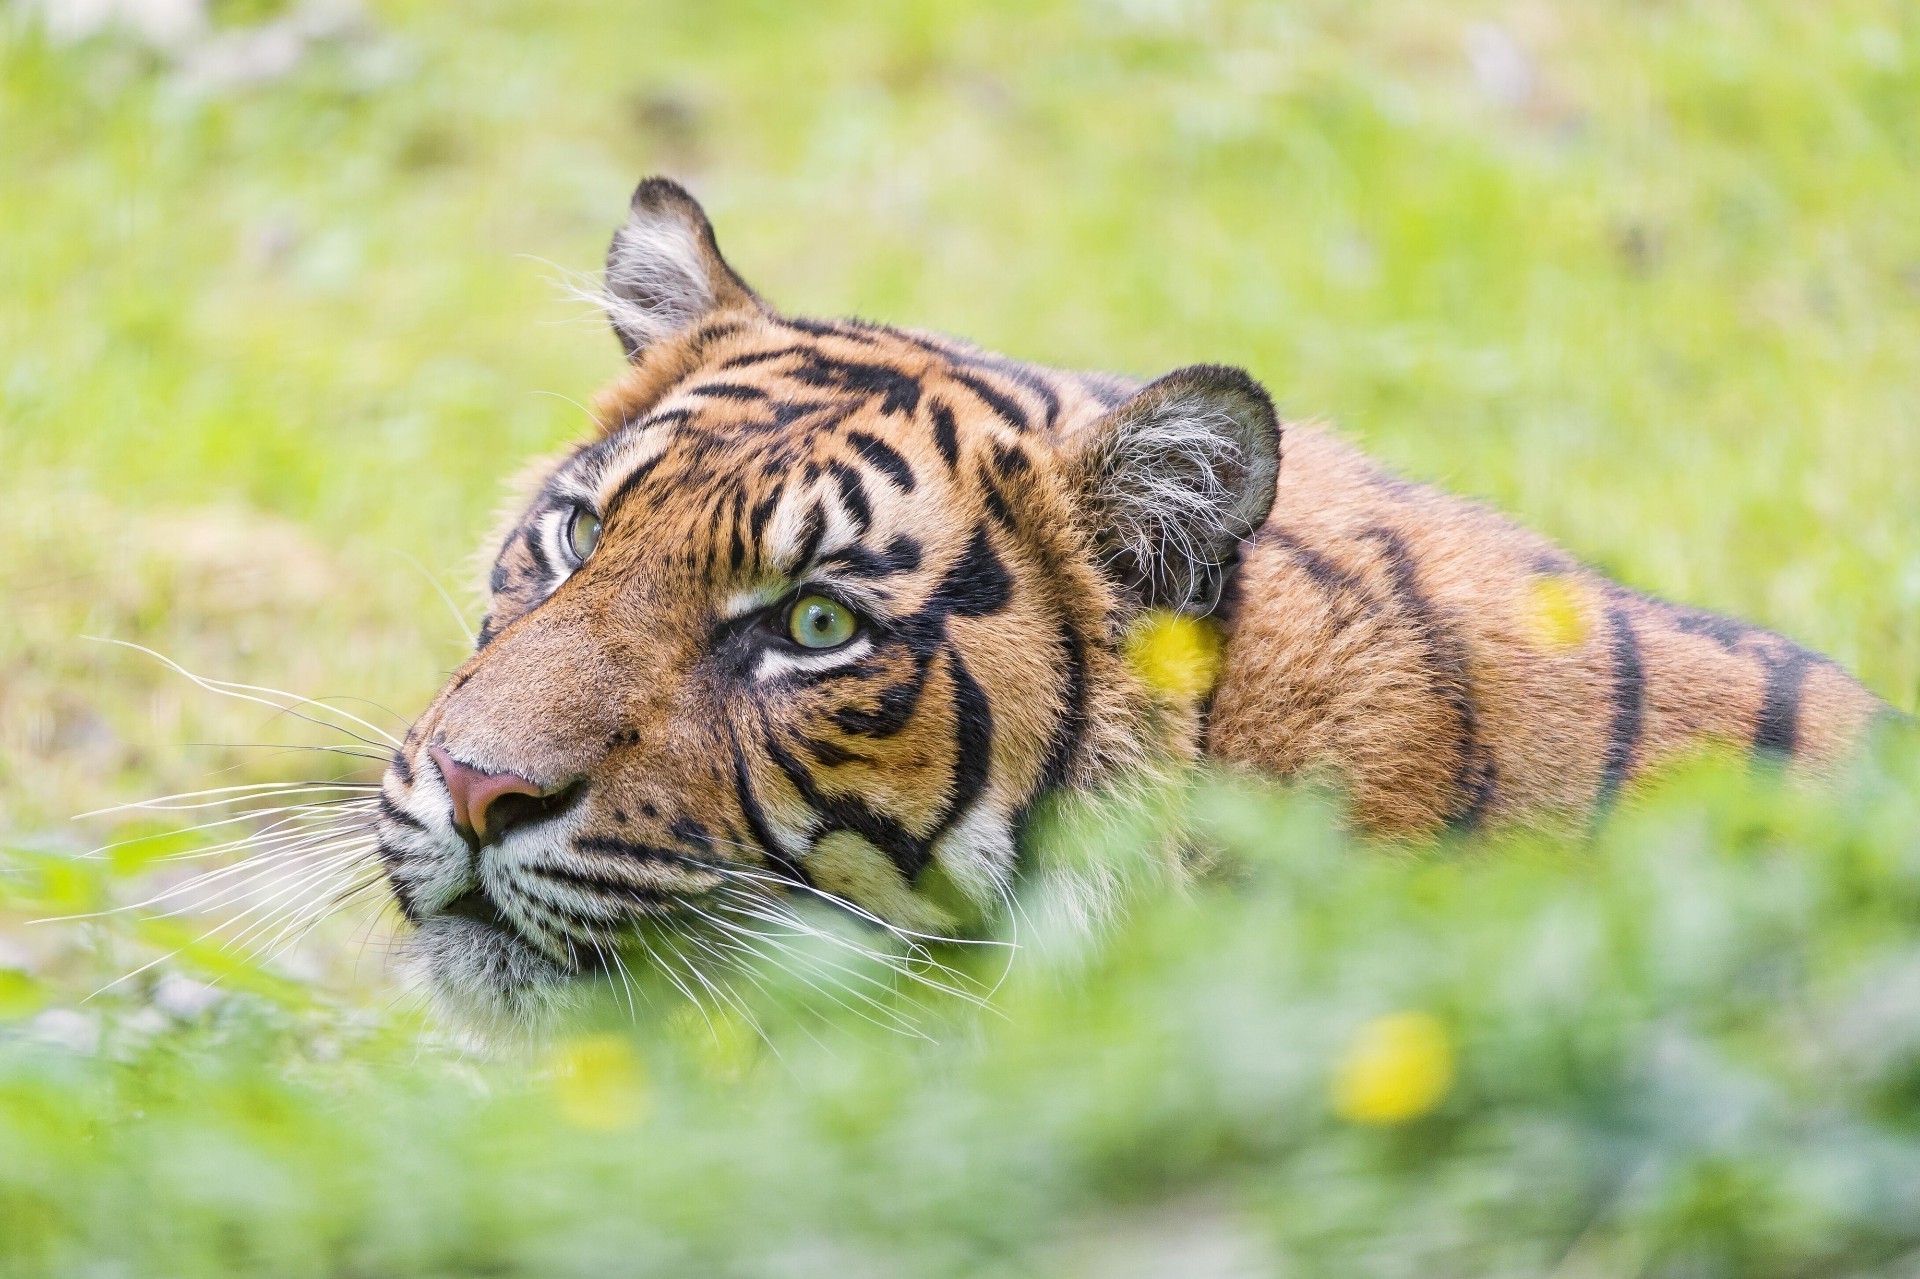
[373,178,1887,1024]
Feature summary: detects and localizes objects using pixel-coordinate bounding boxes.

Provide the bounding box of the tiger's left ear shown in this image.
[602,177,764,360]
[1065,364,1280,615]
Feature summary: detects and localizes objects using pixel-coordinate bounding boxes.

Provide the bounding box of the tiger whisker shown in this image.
[697,911,933,1038]
[218,845,380,958]
[707,885,998,1012]
[69,797,374,863]
[389,548,478,649]
[87,637,404,749]
[253,871,389,967]
[32,827,374,924]
[76,782,376,820]
[689,837,1017,954]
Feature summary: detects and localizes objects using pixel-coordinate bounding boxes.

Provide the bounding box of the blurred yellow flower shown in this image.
[1521,574,1589,652]
[667,1004,761,1082]
[1331,1011,1455,1124]
[547,1033,649,1131]
[1125,610,1224,700]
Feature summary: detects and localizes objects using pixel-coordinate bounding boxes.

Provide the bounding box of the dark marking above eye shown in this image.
[845,430,917,492]
[826,462,872,535]
[929,525,1013,617]
[748,489,783,543]
[821,533,923,579]
[790,501,826,571]
[489,561,511,594]
[606,453,668,515]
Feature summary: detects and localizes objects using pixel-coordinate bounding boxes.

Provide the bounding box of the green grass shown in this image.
[3,1,1918,1273]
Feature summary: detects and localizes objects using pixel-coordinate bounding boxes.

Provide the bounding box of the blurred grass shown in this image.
[2,0,1919,1273]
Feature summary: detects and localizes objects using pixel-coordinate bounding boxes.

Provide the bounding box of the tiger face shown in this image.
[375,179,1279,1025]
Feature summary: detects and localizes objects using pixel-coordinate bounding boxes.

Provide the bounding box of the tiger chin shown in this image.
[374,176,1892,1031]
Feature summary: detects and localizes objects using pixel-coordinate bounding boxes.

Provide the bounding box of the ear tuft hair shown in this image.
[599,177,761,359]
[1068,364,1281,615]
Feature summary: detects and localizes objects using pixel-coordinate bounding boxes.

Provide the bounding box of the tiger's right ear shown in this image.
[602,177,763,360]
[1064,364,1281,616]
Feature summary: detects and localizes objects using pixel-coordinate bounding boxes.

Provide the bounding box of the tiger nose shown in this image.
[429,747,579,848]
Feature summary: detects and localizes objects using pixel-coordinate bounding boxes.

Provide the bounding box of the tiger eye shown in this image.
[788,595,857,649]
[568,507,602,562]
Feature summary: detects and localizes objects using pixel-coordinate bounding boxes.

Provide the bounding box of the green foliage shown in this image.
[2,0,1918,1274]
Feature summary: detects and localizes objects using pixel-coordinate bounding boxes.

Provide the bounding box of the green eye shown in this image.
[567,507,602,562]
[787,595,857,649]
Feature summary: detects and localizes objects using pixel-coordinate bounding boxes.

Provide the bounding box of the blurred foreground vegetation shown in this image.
[2,0,1917,1274]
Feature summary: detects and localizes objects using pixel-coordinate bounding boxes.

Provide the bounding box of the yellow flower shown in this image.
[1520,574,1589,652]
[1125,609,1224,700]
[547,1033,649,1131]
[1331,1011,1455,1124]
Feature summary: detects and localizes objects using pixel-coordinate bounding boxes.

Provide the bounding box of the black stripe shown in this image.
[1264,527,1370,600]
[949,370,1030,432]
[389,748,414,785]
[1754,642,1814,758]
[526,862,672,905]
[606,453,667,515]
[826,462,873,535]
[845,430,917,492]
[719,346,805,370]
[929,398,960,469]
[522,525,551,579]
[729,732,812,888]
[831,660,931,738]
[684,382,768,402]
[894,330,1062,430]
[1037,624,1088,792]
[763,728,931,882]
[1596,601,1646,812]
[1362,527,1497,829]
[789,355,923,417]
[376,792,425,832]
[919,646,995,855]
[789,501,826,572]
[779,315,882,344]
[799,734,872,767]
[573,836,714,871]
[929,525,1013,617]
[819,533,923,579]
[977,468,1015,529]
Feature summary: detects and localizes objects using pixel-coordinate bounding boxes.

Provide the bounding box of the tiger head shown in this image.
[375,178,1280,1026]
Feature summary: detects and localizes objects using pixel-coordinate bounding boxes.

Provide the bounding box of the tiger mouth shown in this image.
[441,890,514,934]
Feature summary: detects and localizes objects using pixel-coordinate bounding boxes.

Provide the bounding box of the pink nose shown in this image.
[429,747,566,847]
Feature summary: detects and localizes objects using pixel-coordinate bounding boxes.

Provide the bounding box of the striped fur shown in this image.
[374,178,1892,1022]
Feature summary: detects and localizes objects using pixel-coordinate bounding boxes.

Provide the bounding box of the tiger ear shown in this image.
[602,177,763,360]
[1066,364,1281,615]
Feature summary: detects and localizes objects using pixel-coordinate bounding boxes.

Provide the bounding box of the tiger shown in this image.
[373,177,1895,1025]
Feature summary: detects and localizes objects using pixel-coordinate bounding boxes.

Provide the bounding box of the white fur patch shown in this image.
[599,211,715,353]
[754,635,873,682]
[928,799,1017,910]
